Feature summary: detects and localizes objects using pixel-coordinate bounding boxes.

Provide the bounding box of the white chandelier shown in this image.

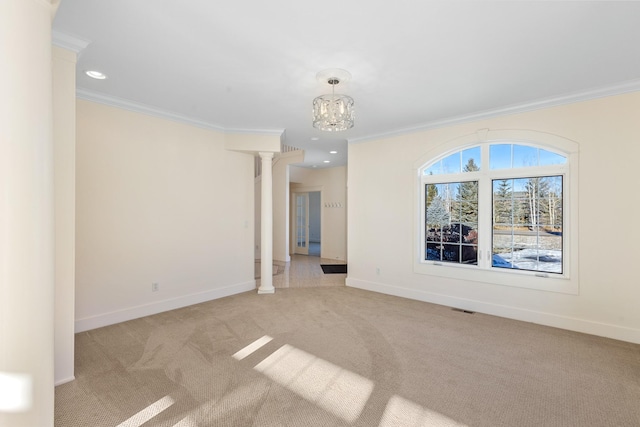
[312,72,354,132]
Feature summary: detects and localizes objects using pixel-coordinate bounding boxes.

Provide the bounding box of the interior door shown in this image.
[295,193,309,255]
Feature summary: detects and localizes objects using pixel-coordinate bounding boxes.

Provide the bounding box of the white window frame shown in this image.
[413,129,579,295]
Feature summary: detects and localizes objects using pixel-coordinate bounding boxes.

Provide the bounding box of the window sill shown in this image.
[414,260,578,295]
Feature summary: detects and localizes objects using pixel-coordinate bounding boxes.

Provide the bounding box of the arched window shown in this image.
[415,130,578,294]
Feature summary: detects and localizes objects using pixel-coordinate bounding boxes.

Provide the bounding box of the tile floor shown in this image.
[255,254,346,288]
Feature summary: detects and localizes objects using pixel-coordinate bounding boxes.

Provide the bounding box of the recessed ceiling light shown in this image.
[311,137,320,141]
[329,151,338,154]
[85,70,107,80]
[323,160,331,163]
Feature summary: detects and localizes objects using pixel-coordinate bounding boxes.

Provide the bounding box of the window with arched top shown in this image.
[415,130,578,294]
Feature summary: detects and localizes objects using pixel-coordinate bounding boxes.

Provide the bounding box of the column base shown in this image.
[257,287,275,294]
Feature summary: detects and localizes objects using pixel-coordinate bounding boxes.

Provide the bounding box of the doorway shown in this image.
[294,191,321,256]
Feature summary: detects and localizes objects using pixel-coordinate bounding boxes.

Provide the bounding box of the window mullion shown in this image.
[478,175,492,269]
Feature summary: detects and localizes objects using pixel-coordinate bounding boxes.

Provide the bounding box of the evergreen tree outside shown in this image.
[463,158,479,173]
[426,181,439,207]
[456,159,479,224]
[493,179,512,226]
[426,193,450,228]
[512,178,530,227]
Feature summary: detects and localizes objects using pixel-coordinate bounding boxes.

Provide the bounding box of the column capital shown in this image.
[259,151,275,159]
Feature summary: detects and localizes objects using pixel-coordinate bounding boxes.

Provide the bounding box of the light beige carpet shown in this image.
[55,287,640,426]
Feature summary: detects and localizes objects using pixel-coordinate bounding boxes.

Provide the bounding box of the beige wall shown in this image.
[291,166,347,261]
[347,92,640,344]
[75,100,256,331]
[53,46,76,385]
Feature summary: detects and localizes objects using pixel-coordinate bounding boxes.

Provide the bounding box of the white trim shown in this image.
[74,280,256,332]
[77,76,640,146]
[225,127,284,136]
[77,89,225,131]
[273,149,306,167]
[54,376,75,387]
[76,89,283,135]
[350,79,640,144]
[52,30,90,53]
[346,278,640,344]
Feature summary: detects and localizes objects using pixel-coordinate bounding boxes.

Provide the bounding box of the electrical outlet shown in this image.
[151,283,159,292]
[376,267,380,275]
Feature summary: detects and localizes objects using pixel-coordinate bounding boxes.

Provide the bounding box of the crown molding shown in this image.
[52,30,90,53]
[77,89,224,131]
[76,88,224,132]
[77,89,283,136]
[224,127,285,136]
[78,77,640,144]
[349,78,640,144]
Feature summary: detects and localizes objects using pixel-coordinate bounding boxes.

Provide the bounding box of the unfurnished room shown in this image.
[1,1,639,426]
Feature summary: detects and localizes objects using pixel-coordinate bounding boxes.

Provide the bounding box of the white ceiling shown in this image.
[53,1,640,168]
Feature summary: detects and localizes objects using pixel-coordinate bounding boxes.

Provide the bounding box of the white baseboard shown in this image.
[75,280,256,333]
[55,376,76,387]
[346,278,640,344]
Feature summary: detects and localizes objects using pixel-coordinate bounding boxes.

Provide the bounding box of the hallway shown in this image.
[256,254,346,288]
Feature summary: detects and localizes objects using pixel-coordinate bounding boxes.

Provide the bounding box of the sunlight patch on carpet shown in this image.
[116,395,175,427]
[379,395,467,427]
[171,414,198,426]
[253,344,374,423]
[232,335,273,360]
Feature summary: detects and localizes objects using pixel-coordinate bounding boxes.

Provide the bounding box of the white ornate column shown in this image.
[258,152,275,294]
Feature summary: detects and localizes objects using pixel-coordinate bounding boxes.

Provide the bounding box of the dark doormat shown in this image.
[320,264,347,274]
